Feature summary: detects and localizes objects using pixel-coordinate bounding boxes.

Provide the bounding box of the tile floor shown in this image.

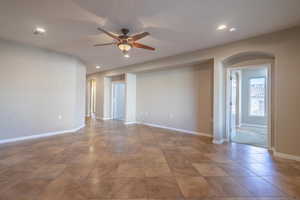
[0,119,299,200]
[231,126,267,147]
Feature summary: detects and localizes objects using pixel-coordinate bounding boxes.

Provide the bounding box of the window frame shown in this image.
[248,76,266,117]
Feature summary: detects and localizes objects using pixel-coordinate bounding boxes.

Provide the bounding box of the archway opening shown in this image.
[221,51,275,149]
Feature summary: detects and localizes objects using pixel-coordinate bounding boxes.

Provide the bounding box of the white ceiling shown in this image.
[1,0,300,74]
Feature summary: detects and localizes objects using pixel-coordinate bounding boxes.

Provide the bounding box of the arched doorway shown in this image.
[222,52,274,148]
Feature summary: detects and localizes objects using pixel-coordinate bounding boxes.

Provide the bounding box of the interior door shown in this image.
[112,83,125,120]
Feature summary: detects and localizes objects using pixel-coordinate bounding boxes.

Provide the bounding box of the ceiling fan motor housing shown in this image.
[121,28,130,35]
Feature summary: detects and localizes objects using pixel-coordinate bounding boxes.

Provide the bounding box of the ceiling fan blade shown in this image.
[133,42,155,51]
[131,32,150,41]
[94,42,116,47]
[97,27,120,41]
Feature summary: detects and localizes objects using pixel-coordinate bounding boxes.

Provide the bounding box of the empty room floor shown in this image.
[0,120,300,199]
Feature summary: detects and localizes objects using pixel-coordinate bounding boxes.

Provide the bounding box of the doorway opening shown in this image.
[226,65,271,148]
[88,79,96,118]
[111,82,126,120]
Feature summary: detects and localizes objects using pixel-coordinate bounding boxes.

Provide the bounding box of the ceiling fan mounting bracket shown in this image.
[121,28,130,35]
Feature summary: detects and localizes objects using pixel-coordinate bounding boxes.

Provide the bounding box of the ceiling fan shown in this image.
[94,28,155,58]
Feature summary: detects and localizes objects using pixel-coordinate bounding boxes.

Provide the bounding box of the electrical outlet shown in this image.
[58,115,62,120]
[169,113,174,119]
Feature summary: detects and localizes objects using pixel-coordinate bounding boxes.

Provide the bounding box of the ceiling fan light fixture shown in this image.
[95,27,155,56]
[118,43,132,51]
[122,50,130,58]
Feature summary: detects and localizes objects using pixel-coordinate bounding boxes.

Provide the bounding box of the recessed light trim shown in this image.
[96,65,101,69]
[217,25,227,30]
[34,27,46,35]
[230,28,237,32]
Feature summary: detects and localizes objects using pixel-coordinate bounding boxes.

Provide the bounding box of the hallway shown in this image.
[231,126,267,147]
[0,119,299,199]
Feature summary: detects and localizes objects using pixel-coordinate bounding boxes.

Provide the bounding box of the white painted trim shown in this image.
[0,124,85,145]
[266,63,272,149]
[213,139,225,144]
[96,116,112,120]
[271,147,276,152]
[111,80,126,83]
[102,117,113,120]
[240,123,267,129]
[111,81,114,120]
[124,121,137,125]
[273,149,300,162]
[225,67,232,141]
[138,122,212,137]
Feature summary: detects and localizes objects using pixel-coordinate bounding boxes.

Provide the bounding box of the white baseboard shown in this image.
[138,121,212,137]
[212,139,225,144]
[124,121,137,125]
[0,124,85,145]
[223,138,229,142]
[240,123,267,129]
[102,117,112,120]
[273,149,300,161]
[96,116,112,120]
[271,147,276,152]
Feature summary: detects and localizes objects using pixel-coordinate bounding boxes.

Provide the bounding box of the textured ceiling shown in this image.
[1,0,300,74]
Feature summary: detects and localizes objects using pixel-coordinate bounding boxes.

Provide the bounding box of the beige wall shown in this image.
[136,62,213,134]
[0,39,86,140]
[88,26,300,157]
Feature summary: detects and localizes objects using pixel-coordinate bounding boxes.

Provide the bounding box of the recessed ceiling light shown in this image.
[96,65,101,69]
[34,27,46,35]
[230,28,237,32]
[217,25,227,30]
